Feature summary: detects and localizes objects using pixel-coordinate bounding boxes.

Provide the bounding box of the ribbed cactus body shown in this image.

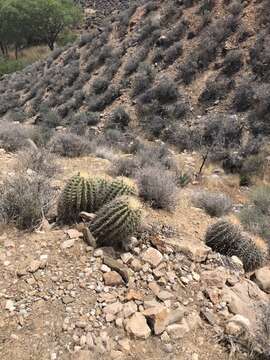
[104,177,138,203]
[89,195,142,247]
[91,177,110,211]
[58,173,89,223]
[205,220,267,272]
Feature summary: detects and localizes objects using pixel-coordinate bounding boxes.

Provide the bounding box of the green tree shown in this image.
[0,0,82,57]
[31,0,82,50]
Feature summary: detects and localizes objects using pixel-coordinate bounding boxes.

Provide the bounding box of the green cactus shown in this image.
[205,220,268,272]
[91,177,111,211]
[57,173,90,223]
[104,177,138,204]
[89,195,142,248]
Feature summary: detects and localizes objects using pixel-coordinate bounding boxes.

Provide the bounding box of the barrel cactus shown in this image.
[88,177,110,212]
[104,177,138,203]
[89,195,142,248]
[57,173,90,223]
[205,220,268,271]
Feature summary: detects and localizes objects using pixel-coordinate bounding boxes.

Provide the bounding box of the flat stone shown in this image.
[157,290,173,301]
[126,289,144,301]
[252,267,270,293]
[28,260,42,273]
[66,229,82,239]
[148,282,160,296]
[118,338,130,352]
[103,272,123,286]
[103,302,123,316]
[62,296,75,305]
[142,247,163,267]
[5,300,15,312]
[122,301,137,318]
[100,264,111,273]
[143,306,186,335]
[166,322,189,339]
[61,239,75,249]
[130,259,142,272]
[125,312,151,339]
[120,253,133,264]
[165,237,210,262]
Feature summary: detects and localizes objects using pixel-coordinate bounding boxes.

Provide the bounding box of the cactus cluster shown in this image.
[57,175,138,224]
[205,220,268,272]
[89,195,142,248]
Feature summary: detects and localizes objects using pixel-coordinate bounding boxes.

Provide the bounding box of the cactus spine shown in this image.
[205,220,268,271]
[104,177,138,203]
[89,195,142,247]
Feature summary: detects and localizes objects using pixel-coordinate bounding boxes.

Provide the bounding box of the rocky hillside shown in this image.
[1,0,270,163]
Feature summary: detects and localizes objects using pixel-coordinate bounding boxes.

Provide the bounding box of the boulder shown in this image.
[125,312,151,339]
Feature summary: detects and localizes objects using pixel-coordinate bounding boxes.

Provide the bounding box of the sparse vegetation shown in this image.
[193,191,232,217]
[48,132,92,157]
[137,166,178,211]
[240,185,270,241]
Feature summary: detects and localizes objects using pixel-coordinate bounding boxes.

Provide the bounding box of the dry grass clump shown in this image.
[193,190,232,217]
[136,166,178,211]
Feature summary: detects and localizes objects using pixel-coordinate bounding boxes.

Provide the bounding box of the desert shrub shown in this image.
[227,0,243,15]
[98,45,113,65]
[139,77,178,106]
[131,63,155,97]
[197,0,216,14]
[163,43,183,66]
[179,60,197,84]
[240,185,270,240]
[92,77,109,94]
[111,156,141,177]
[248,84,270,135]
[137,166,178,211]
[40,110,61,129]
[144,1,158,14]
[193,191,232,217]
[237,24,250,42]
[0,122,32,152]
[17,148,59,178]
[250,31,270,81]
[0,172,54,230]
[239,154,265,185]
[79,33,92,47]
[222,50,243,75]
[108,107,130,130]
[199,75,235,104]
[232,82,255,112]
[88,85,121,112]
[94,146,118,162]
[137,18,159,43]
[48,132,91,157]
[124,47,149,75]
[69,112,100,135]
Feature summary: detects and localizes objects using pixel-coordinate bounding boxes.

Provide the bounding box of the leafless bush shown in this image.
[17,148,60,178]
[193,191,232,217]
[110,156,141,177]
[0,173,55,230]
[48,132,92,157]
[0,122,32,152]
[137,166,178,211]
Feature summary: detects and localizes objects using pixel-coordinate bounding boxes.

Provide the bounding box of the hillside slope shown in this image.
[0,0,269,160]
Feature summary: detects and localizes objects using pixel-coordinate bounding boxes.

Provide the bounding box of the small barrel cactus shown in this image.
[205,220,268,272]
[89,195,142,248]
[57,173,90,223]
[104,177,138,203]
